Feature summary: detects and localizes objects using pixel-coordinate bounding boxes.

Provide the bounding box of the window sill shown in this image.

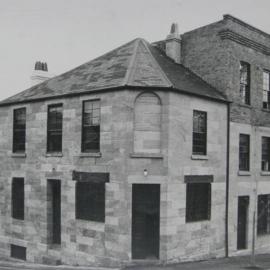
[79,152,102,158]
[238,171,251,176]
[10,153,26,158]
[262,108,270,113]
[260,171,270,176]
[191,154,208,160]
[45,153,63,157]
[238,103,252,109]
[130,153,163,159]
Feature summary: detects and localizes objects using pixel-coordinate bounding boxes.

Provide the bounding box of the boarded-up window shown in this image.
[12,178,24,220]
[257,194,270,235]
[75,182,105,222]
[13,108,26,153]
[134,92,161,153]
[186,183,211,222]
[10,244,26,260]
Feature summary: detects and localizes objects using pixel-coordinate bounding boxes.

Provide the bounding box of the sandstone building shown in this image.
[0,14,269,267]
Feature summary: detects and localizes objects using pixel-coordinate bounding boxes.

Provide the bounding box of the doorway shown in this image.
[47,180,61,245]
[132,184,160,259]
[237,195,249,250]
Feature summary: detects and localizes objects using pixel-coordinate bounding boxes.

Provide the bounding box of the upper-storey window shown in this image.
[134,92,161,154]
[240,61,250,105]
[47,104,63,153]
[262,137,270,171]
[263,70,270,109]
[192,110,207,155]
[13,108,26,153]
[239,134,250,171]
[82,100,100,152]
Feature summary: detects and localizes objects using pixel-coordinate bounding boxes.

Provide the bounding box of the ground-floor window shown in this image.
[75,182,105,222]
[186,182,211,222]
[257,194,270,235]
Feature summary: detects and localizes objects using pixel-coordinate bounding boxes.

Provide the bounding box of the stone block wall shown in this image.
[0,88,227,266]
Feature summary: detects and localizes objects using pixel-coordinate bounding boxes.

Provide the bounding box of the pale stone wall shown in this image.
[0,88,227,266]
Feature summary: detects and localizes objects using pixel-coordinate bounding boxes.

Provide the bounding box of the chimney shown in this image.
[165,23,181,64]
[30,61,53,86]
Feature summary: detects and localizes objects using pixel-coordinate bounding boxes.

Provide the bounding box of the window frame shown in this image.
[239,134,250,172]
[13,107,26,153]
[81,99,101,153]
[47,103,63,153]
[262,137,270,172]
[185,182,211,223]
[75,181,105,222]
[192,110,207,156]
[12,177,24,220]
[263,70,270,109]
[240,61,250,105]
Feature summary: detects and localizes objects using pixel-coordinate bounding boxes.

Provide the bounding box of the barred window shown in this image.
[262,137,270,171]
[13,108,26,153]
[186,183,211,222]
[192,110,207,155]
[47,104,63,153]
[75,182,105,222]
[257,194,270,235]
[82,100,100,152]
[240,61,250,105]
[239,134,250,171]
[263,71,270,109]
[12,178,24,220]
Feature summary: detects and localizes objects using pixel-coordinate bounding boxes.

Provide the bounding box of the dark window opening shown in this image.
[257,194,270,235]
[239,134,250,171]
[82,100,100,152]
[12,178,24,220]
[263,70,270,109]
[47,104,63,153]
[76,182,105,222]
[10,244,26,260]
[186,182,211,222]
[192,110,207,155]
[262,137,270,171]
[240,61,250,105]
[13,108,26,153]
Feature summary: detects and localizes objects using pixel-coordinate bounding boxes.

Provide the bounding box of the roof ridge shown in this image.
[122,38,140,85]
[140,39,173,87]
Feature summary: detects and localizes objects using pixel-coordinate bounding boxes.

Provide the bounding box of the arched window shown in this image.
[134,92,161,154]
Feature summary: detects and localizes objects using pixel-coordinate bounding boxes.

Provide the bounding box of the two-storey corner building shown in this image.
[180,14,270,256]
[0,36,229,266]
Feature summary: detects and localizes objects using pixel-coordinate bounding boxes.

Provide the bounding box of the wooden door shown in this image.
[237,196,249,250]
[132,184,160,259]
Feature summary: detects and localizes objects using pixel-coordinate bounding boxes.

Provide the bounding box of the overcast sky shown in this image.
[0,0,270,101]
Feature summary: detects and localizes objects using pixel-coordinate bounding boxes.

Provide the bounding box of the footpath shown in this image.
[0,254,270,270]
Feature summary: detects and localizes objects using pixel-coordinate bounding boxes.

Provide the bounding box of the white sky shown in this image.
[0,0,270,101]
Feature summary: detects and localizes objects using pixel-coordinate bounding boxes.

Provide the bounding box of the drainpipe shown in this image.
[225,102,231,257]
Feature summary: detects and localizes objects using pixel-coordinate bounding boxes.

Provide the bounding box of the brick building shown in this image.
[0,28,229,266]
[179,15,270,256]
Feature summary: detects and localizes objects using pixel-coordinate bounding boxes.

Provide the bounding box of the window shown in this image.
[47,104,63,153]
[13,108,26,153]
[82,100,100,152]
[239,134,250,171]
[12,178,24,220]
[257,194,270,235]
[76,182,105,222]
[134,92,161,154]
[262,137,270,171]
[240,61,250,105]
[263,70,270,109]
[10,245,26,260]
[186,183,211,222]
[192,110,207,155]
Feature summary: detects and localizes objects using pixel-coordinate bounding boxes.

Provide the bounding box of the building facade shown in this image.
[0,37,229,266]
[181,14,270,256]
